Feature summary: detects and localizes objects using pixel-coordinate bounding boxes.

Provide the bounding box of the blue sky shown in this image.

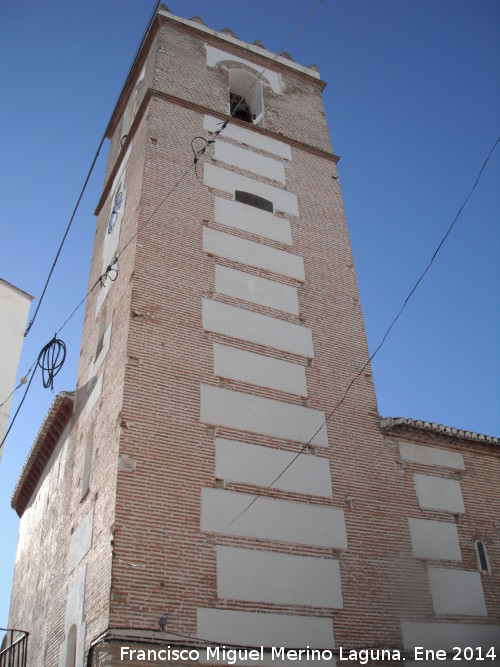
[0,0,499,627]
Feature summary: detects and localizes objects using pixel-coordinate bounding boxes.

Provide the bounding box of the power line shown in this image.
[210,132,500,539]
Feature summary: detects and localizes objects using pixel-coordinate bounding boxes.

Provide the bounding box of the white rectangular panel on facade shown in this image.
[408,518,461,561]
[198,608,334,649]
[216,546,343,608]
[427,567,487,616]
[68,508,94,573]
[90,322,112,379]
[200,385,328,446]
[413,474,465,513]
[202,299,314,358]
[215,265,299,315]
[214,142,286,184]
[213,343,307,396]
[203,227,304,281]
[201,488,347,548]
[85,373,103,419]
[401,621,500,651]
[204,164,299,216]
[214,196,293,245]
[204,115,292,160]
[399,442,465,470]
[215,438,333,497]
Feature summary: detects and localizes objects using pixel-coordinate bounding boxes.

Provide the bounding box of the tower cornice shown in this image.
[105,9,327,141]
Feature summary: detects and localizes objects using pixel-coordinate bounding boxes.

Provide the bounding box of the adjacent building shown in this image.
[0,278,32,464]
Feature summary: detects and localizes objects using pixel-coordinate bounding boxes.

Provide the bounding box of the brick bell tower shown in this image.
[9,6,438,665]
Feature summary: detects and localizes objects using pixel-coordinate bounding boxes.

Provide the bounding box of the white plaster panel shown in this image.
[90,322,112,378]
[198,608,334,649]
[217,546,343,608]
[200,385,328,446]
[68,508,94,572]
[399,442,465,470]
[413,474,465,513]
[85,373,103,419]
[214,196,293,245]
[401,621,500,651]
[205,116,292,159]
[215,265,299,315]
[202,300,314,358]
[215,438,333,497]
[214,142,286,184]
[65,564,86,629]
[204,164,299,216]
[205,46,282,93]
[408,518,462,561]
[203,227,304,281]
[59,564,86,667]
[201,488,347,548]
[427,567,487,616]
[213,343,307,396]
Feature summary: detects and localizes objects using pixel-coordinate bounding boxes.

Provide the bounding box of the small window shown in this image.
[235,190,273,213]
[81,424,95,498]
[475,541,490,573]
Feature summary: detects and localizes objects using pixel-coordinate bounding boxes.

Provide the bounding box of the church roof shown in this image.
[380,416,498,445]
[11,391,74,517]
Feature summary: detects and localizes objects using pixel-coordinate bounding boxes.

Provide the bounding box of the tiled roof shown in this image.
[11,391,74,517]
[380,416,498,445]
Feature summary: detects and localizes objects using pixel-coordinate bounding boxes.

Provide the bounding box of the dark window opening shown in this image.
[230,93,253,123]
[235,190,273,213]
[476,541,489,572]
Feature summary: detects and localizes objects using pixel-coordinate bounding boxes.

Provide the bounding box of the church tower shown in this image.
[7,6,499,666]
[68,6,384,658]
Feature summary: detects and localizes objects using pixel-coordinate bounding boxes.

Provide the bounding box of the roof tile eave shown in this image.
[11,391,74,516]
[379,415,499,446]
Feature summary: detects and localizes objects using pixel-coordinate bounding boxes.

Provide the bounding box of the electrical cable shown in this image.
[209,132,500,540]
[0,337,66,451]
[23,0,162,338]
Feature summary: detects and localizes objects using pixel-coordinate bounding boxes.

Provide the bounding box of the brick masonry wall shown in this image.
[107,84,412,651]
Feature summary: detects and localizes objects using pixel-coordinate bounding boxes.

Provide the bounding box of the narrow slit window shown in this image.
[475,541,490,573]
[81,424,95,498]
[235,190,273,213]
